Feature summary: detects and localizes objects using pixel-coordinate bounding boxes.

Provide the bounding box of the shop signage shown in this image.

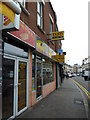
[36,37,56,59]
[48,47,56,58]
[10,20,35,48]
[0,2,20,31]
[63,52,66,55]
[52,54,65,63]
[51,31,64,41]
[58,49,63,54]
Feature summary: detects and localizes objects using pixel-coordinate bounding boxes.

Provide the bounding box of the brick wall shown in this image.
[29,49,32,107]
[20,1,59,52]
[32,91,36,106]
[43,63,56,98]
[43,81,56,98]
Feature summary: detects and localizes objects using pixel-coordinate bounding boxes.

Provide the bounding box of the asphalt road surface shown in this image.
[71,76,90,118]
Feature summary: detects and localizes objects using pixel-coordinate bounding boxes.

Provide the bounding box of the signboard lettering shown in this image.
[51,31,64,41]
[52,54,65,63]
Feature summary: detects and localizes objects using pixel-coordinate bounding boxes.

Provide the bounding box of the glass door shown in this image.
[2,57,28,119]
[2,58,15,119]
[17,61,27,113]
[37,57,42,98]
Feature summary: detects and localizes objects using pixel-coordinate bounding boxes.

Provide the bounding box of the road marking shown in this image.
[72,79,90,100]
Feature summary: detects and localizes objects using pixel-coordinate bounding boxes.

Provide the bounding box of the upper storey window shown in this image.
[50,19,53,34]
[37,1,44,30]
[49,14,54,35]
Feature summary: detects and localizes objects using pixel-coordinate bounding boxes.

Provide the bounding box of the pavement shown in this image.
[16,78,88,118]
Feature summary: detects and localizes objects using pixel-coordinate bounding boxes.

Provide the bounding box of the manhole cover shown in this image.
[74,98,84,105]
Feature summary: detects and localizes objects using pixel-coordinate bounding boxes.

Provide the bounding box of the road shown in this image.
[72,76,89,92]
[71,76,90,118]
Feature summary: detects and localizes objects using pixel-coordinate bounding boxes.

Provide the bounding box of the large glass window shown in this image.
[32,54,35,91]
[43,59,54,85]
[37,1,43,29]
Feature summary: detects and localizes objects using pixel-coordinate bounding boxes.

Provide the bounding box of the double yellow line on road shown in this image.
[72,79,90,100]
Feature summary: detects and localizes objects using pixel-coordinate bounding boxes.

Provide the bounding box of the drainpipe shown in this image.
[0,0,21,14]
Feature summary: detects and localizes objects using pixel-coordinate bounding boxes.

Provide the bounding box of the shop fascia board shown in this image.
[0,0,21,14]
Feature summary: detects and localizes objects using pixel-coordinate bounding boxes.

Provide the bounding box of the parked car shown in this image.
[77,73,80,76]
[72,73,77,77]
[68,73,72,78]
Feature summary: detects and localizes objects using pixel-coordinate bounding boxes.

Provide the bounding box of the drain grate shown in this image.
[74,98,84,105]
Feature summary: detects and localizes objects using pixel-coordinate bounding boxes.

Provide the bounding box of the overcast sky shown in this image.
[50,0,88,66]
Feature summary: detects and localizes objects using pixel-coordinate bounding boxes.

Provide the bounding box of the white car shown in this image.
[72,73,77,77]
[68,73,72,78]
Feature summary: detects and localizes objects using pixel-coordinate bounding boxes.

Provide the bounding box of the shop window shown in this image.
[37,1,43,30]
[43,59,54,85]
[32,54,35,91]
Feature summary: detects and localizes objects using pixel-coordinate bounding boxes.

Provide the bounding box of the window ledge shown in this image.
[19,2,30,16]
[37,25,45,34]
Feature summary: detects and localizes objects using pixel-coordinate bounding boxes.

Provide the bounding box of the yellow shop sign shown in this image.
[51,31,64,41]
[0,2,15,24]
[52,54,65,63]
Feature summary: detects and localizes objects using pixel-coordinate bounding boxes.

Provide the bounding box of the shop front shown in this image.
[31,35,56,104]
[52,54,65,89]
[2,41,29,119]
[0,1,21,119]
[2,20,35,119]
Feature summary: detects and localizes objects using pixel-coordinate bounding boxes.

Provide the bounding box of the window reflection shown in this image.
[43,59,54,85]
[32,54,35,91]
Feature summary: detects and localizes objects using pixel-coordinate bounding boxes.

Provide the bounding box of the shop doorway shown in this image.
[36,57,42,99]
[2,57,28,119]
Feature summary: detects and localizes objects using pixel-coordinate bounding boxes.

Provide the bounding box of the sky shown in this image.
[50,0,88,66]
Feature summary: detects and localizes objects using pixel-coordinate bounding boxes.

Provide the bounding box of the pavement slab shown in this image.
[17,78,87,118]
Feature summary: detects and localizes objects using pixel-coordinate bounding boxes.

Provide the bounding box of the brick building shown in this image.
[0,0,62,119]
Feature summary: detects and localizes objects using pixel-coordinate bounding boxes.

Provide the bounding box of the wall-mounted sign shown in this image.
[0,2,20,31]
[9,20,35,48]
[52,54,65,63]
[51,31,64,41]
[63,52,66,55]
[36,36,56,59]
[58,49,63,54]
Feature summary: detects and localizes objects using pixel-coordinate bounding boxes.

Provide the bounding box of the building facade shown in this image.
[0,0,62,119]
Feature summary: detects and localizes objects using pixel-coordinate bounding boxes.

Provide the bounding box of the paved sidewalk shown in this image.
[17,78,87,118]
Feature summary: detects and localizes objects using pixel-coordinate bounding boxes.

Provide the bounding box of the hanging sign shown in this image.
[58,49,63,54]
[51,31,64,41]
[52,54,65,63]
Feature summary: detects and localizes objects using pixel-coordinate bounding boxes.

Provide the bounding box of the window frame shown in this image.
[32,54,36,91]
[37,1,44,30]
[20,0,26,8]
